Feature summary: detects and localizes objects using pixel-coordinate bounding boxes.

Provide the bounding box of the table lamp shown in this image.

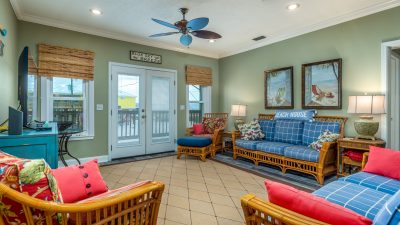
[231,104,247,130]
[347,95,385,140]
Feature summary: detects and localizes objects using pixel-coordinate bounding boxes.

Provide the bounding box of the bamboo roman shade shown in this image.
[38,44,95,80]
[186,65,212,86]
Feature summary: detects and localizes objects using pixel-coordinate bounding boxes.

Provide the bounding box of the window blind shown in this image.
[185,65,212,86]
[38,44,95,80]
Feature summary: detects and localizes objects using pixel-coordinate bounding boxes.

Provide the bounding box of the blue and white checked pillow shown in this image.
[273,120,304,145]
[373,190,400,225]
[274,110,316,122]
[258,120,275,141]
[302,121,340,146]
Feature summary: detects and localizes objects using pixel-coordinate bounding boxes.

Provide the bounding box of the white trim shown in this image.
[10,0,400,59]
[58,155,108,167]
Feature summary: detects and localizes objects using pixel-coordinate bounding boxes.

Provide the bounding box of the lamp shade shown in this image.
[231,104,247,117]
[347,95,385,114]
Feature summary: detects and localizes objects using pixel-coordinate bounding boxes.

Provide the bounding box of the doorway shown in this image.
[109,62,177,159]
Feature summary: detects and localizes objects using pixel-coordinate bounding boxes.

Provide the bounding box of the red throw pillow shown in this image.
[52,160,108,203]
[363,146,400,180]
[265,180,372,225]
[193,123,204,135]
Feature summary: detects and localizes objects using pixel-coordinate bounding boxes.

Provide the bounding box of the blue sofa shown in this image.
[232,114,347,184]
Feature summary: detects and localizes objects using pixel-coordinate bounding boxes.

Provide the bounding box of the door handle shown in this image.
[142,115,146,119]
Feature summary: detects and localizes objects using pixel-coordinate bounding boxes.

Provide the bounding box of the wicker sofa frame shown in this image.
[232,114,347,184]
[0,181,164,225]
[240,153,369,225]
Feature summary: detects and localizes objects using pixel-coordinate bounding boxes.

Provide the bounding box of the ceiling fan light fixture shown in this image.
[287,3,300,11]
[209,39,215,43]
[90,8,103,15]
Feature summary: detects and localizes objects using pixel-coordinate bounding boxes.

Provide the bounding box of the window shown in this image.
[41,77,94,138]
[27,74,38,123]
[186,85,211,126]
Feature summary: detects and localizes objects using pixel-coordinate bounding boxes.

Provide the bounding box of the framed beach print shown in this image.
[302,58,342,109]
[265,66,294,109]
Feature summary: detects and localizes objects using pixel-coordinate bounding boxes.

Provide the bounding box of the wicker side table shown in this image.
[337,138,385,176]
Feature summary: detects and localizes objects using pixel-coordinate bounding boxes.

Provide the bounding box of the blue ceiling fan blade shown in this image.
[180,34,193,46]
[187,17,209,30]
[149,32,180,37]
[151,18,178,30]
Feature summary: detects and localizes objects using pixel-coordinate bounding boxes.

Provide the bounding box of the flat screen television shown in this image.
[18,47,37,127]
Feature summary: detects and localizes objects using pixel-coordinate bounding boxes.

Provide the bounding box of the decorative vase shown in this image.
[354,116,379,140]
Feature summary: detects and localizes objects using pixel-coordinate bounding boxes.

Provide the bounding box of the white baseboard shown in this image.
[58,155,109,167]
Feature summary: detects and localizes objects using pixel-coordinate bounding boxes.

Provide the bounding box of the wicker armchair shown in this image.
[0,181,164,225]
[186,113,228,156]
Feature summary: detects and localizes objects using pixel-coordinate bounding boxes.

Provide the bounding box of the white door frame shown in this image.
[108,62,178,161]
[381,40,400,147]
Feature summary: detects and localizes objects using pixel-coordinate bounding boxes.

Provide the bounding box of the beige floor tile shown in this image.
[189,199,215,215]
[206,184,229,196]
[187,169,202,176]
[188,181,207,192]
[164,220,184,225]
[161,193,168,204]
[154,175,171,184]
[170,178,188,188]
[213,204,243,222]
[191,211,218,225]
[165,205,191,225]
[226,188,248,198]
[118,176,137,185]
[223,181,245,190]
[204,177,224,186]
[209,193,235,207]
[159,203,166,218]
[168,194,189,210]
[169,185,189,198]
[188,189,210,202]
[157,218,165,225]
[217,217,245,225]
[231,196,242,209]
[187,176,205,183]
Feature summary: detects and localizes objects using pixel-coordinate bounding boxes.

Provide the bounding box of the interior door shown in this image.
[110,65,146,159]
[145,70,176,154]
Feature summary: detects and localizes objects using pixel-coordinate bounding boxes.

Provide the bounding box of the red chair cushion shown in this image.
[193,123,204,135]
[52,160,108,203]
[363,146,400,180]
[265,180,372,225]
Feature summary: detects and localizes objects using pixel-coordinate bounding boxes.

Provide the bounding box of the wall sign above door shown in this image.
[130,51,162,64]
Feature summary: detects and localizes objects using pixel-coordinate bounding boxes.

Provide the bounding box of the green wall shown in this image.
[0,0,18,120]
[219,7,400,136]
[18,21,219,158]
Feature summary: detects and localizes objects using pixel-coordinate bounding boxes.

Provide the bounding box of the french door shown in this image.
[109,63,176,159]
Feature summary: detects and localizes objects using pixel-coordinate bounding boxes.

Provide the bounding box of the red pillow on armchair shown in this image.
[193,123,204,135]
[363,146,400,180]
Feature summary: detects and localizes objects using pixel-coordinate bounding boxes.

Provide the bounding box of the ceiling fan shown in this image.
[150,8,222,46]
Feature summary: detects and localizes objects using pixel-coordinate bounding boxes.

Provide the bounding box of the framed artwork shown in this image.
[302,58,342,109]
[265,66,294,109]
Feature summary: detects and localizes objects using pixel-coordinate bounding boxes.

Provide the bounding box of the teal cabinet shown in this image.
[0,123,58,168]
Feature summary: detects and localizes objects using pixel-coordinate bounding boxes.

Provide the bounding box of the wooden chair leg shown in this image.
[317,174,325,185]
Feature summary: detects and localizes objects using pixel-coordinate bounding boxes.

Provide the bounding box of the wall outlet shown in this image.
[96,104,104,111]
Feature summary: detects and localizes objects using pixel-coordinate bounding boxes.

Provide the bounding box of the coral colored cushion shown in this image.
[363,146,400,180]
[265,180,372,225]
[193,123,204,135]
[52,160,108,203]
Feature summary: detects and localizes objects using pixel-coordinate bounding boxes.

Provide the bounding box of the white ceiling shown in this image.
[10,0,400,58]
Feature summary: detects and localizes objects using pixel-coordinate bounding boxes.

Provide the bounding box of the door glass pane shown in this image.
[117,74,140,144]
[151,76,170,143]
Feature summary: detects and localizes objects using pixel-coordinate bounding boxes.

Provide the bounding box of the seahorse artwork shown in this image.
[0,40,4,56]
[0,24,7,37]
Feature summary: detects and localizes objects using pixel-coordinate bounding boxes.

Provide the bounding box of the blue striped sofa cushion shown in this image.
[258,120,275,141]
[340,172,400,195]
[255,141,293,155]
[313,180,391,220]
[302,121,341,146]
[273,120,304,145]
[283,145,320,162]
[373,190,400,225]
[235,139,263,150]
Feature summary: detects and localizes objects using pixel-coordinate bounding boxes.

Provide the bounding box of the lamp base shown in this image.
[234,118,245,130]
[354,117,379,141]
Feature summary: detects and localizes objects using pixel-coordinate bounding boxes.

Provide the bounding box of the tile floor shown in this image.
[99,155,268,225]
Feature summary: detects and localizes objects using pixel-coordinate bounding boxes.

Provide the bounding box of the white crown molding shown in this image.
[219,0,400,58]
[9,0,23,20]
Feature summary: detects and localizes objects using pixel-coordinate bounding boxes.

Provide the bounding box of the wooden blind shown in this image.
[28,55,38,75]
[38,44,95,80]
[186,65,212,86]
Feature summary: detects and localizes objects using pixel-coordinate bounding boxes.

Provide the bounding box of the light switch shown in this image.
[180,105,186,110]
[96,104,104,111]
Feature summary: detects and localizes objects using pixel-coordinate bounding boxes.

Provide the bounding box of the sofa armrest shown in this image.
[185,127,194,136]
[362,152,369,169]
[241,194,329,225]
[318,141,337,165]
[231,130,240,145]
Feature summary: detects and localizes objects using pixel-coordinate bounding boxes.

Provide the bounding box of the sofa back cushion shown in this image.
[274,109,316,122]
[202,117,226,134]
[363,146,400,180]
[258,120,275,141]
[373,190,400,225]
[273,120,304,145]
[265,180,372,225]
[302,121,340,146]
[0,151,63,225]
